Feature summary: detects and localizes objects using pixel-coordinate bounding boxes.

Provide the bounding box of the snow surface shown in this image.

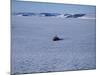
[11,15,96,74]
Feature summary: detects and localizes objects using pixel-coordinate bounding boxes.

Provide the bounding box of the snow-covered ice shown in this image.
[11,15,96,74]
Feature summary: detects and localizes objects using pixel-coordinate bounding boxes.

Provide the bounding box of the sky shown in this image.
[11,0,96,14]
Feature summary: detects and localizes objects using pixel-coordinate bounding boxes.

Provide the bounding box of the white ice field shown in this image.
[11,14,96,74]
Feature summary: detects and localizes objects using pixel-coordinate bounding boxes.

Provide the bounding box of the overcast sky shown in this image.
[11,0,96,14]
